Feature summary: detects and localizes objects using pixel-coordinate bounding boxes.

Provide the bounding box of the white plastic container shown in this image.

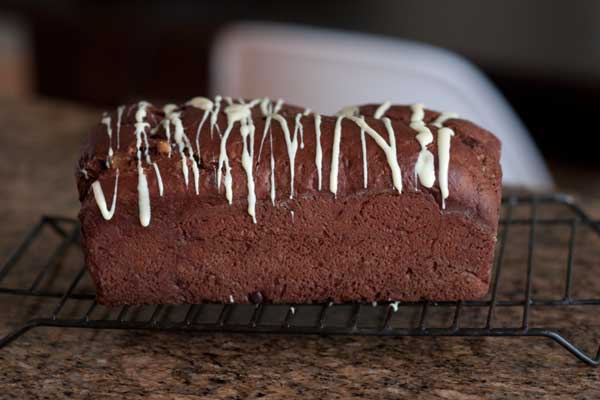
[211,22,553,190]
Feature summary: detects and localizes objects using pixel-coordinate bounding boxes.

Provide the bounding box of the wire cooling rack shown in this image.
[0,194,599,366]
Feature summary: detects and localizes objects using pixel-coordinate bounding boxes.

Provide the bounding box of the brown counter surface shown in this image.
[1,99,599,399]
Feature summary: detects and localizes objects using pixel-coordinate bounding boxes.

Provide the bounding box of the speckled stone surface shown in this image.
[1,99,600,399]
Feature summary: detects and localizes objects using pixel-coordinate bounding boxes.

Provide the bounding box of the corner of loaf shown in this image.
[77,97,502,305]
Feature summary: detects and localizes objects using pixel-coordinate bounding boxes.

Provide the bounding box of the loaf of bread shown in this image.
[76,97,502,306]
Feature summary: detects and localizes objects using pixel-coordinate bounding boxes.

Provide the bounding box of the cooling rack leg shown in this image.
[541,330,600,367]
[0,320,42,349]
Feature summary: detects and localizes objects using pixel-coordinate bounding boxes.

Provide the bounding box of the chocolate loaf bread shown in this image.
[77,97,502,306]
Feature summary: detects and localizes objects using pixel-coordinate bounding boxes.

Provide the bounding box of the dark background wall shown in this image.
[2,0,600,164]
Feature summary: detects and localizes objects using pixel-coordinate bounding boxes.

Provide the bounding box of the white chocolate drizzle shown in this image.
[210,95,222,138]
[90,98,461,227]
[101,113,113,167]
[133,101,167,224]
[116,105,125,149]
[273,99,284,113]
[269,130,276,205]
[257,99,286,200]
[138,120,164,198]
[134,102,153,226]
[163,103,178,116]
[437,127,455,209]
[337,105,370,191]
[347,116,402,193]
[218,100,260,218]
[336,105,360,118]
[259,97,270,115]
[171,113,190,186]
[169,112,200,194]
[240,121,257,223]
[92,170,119,220]
[195,110,210,157]
[169,111,201,195]
[137,167,151,227]
[271,113,298,198]
[314,114,323,191]
[257,98,284,163]
[410,103,436,189]
[187,96,213,152]
[193,159,200,195]
[433,112,459,128]
[218,104,249,202]
[374,101,391,119]
[152,163,164,197]
[294,113,305,149]
[359,116,368,189]
[410,103,425,122]
[329,116,344,196]
[187,96,213,110]
[411,104,458,207]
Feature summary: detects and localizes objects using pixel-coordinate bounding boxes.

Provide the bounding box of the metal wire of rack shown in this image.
[0,194,599,365]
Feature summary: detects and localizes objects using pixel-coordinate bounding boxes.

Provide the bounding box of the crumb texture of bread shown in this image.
[77,98,502,305]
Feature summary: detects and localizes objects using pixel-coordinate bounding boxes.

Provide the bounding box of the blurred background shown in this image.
[1,0,599,188]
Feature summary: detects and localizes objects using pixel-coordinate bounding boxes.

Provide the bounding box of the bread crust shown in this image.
[77,100,502,305]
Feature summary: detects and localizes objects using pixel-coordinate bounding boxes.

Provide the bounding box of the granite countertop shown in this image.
[1,99,599,399]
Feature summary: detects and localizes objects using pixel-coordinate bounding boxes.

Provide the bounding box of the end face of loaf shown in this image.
[77,97,502,305]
